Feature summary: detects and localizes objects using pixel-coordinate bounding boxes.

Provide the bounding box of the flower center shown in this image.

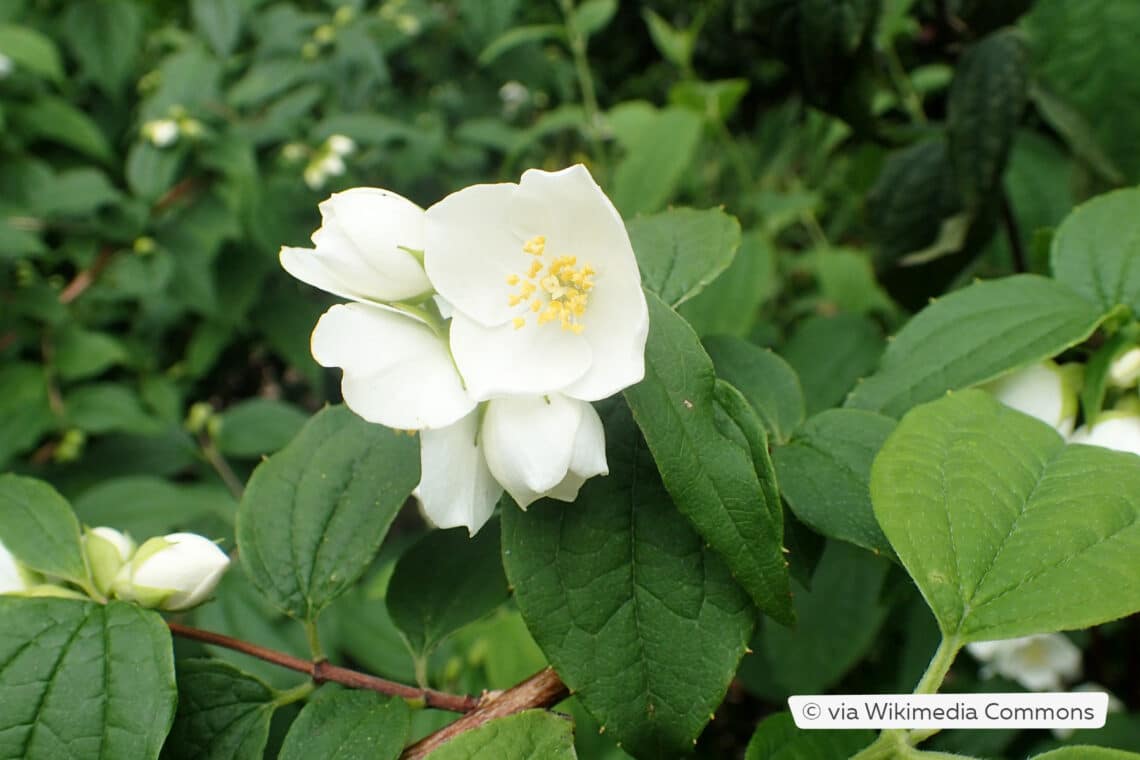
[505,235,595,333]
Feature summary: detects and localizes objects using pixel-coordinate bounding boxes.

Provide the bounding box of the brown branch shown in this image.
[400,667,570,760]
[59,245,116,305]
[167,621,479,713]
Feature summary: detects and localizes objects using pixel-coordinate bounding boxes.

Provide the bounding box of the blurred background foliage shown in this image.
[2,0,1138,756]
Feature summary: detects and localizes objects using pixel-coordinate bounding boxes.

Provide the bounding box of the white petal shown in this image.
[0,540,24,594]
[449,311,591,401]
[1070,415,1140,456]
[417,411,503,534]
[559,270,649,401]
[984,362,1073,435]
[1108,347,1140,388]
[966,640,1008,663]
[312,303,474,429]
[281,188,430,303]
[424,182,523,326]
[544,400,608,502]
[482,394,583,508]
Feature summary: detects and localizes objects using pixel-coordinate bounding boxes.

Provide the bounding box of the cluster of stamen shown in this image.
[505,235,595,333]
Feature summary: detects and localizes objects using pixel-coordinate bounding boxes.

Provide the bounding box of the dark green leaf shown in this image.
[575,0,617,37]
[126,142,185,201]
[74,476,235,540]
[503,401,754,757]
[772,409,896,557]
[66,383,162,436]
[0,23,62,82]
[782,314,884,416]
[278,689,410,760]
[12,97,113,164]
[478,24,564,65]
[163,659,276,760]
[387,522,509,659]
[845,275,1106,417]
[54,327,129,381]
[0,363,53,469]
[191,0,247,58]
[424,710,576,760]
[625,293,792,623]
[0,474,86,583]
[60,1,143,95]
[872,390,1140,640]
[704,335,805,444]
[214,399,308,458]
[947,29,1029,207]
[745,712,875,760]
[867,139,961,262]
[237,406,420,620]
[0,599,176,760]
[677,230,776,338]
[627,207,742,308]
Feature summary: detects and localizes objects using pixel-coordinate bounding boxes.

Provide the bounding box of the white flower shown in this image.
[1069,410,1140,456]
[416,393,608,534]
[424,164,649,402]
[142,118,180,148]
[327,134,356,156]
[0,539,36,595]
[113,533,230,611]
[967,633,1082,691]
[0,53,13,79]
[1108,347,1140,388]
[981,361,1080,436]
[83,527,136,596]
[303,152,347,189]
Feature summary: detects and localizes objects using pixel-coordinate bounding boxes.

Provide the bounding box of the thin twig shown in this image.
[167,621,480,713]
[59,245,116,304]
[400,668,570,759]
[198,436,246,501]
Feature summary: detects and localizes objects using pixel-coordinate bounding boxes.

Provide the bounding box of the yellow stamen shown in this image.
[513,317,526,329]
[506,273,520,285]
[505,234,597,333]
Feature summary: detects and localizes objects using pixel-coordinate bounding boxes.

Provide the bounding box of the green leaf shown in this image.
[608,102,703,217]
[574,0,618,37]
[772,409,896,557]
[1080,331,1134,427]
[1029,84,1125,185]
[278,689,410,760]
[60,1,144,96]
[677,230,777,338]
[947,29,1029,208]
[30,168,120,218]
[66,383,162,436]
[1050,188,1140,316]
[237,405,420,620]
[0,24,63,82]
[54,326,129,381]
[872,390,1140,641]
[1022,0,1140,181]
[126,142,185,201]
[704,335,804,444]
[745,712,875,760]
[643,9,695,71]
[624,293,792,623]
[163,659,276,760]
[214,399,308,458]
[754,541,891,696]
[627,207,742,308]
[0,363,54,469]
[867,139,961,262]
[386,522,509,659]
[845,275,1107,417]
[809,247,896,316]
[425,710,576,760]
[0,598,176,760]
[1031,748,1140,760]
[228,59,311,109]
[74,476,234,540]
[782,314,884,416]
[478,24,565,65]
[191,0,247,58]
[12,97,113,164]
[502,401,754,757]
[0,474,86,583]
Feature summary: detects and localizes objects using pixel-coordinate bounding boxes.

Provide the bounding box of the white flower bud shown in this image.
[0,538,40,595]
[967,633,1081,692]
[83,527,136,596]
[1108,347,1140,388]
[1069,409,1140,456]
[113,533,230,611]
[0,53,13,79]
[326,134,355,156]
[981,361,1081,436]
[142,118,180,148]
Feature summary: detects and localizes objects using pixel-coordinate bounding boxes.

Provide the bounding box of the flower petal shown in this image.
[1069,414,1140,455]
[424,182,523,327]
[312,303,474,429]
[559,269,649,401]
[482,394,583,508]
[449,311,591,401]
[417,411,504,534]
[281,188,430,303]
[544,400,608,501]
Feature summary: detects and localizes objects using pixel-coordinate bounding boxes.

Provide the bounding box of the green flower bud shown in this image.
[83,527,136,597]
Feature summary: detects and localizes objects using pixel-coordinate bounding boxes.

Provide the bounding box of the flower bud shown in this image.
[981,361,1081,436]
[142,118,180,148]
[1108,347,1140,388]
[1069,408,1140,456]
[0,538,41,595]
[113,533,230,611]
[83,527,136,596]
